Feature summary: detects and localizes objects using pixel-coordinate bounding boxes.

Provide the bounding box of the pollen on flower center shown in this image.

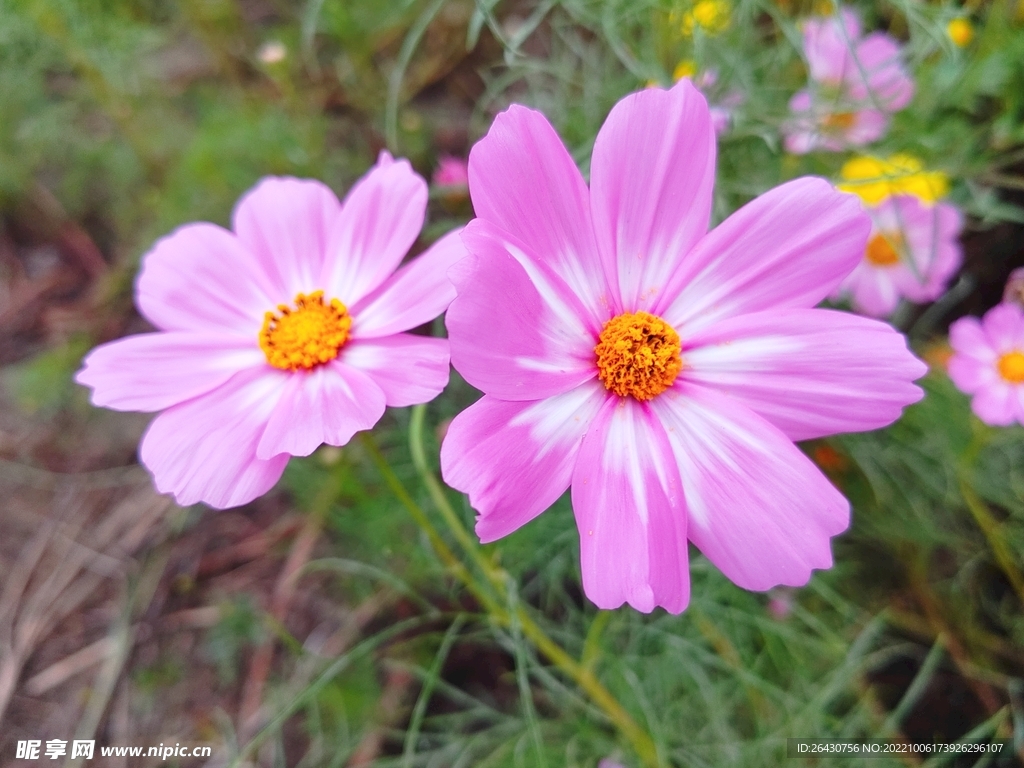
[259,290,352,371]
[595,311,682,400]
[865,233,902,267]
[997,351,1024,384]
[822,111,856,131]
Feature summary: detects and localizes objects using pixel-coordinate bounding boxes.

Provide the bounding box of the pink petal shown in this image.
[650,384,849,591]
[231,176,345,300]
[803,10,861,85]
[446,220,597,401]
[947,354,997,394]
[971,380,1018,426]
[661,178,870,335]
[571,397,690,614]
[590,79,716,312]
[318,153,428,306]
[782,91,818,155]
[139,367,290,509]
[75,332,264,412]
[949,316,996,363]
[256,361,386,459]
[440,382,607,543]
[135,223,276,335]
[843,108,888,146]
[683,308,926,441]
[981,302,1024,354]
[350,228,467,338]
[849,33,914,111]
[890,199,962,303]
[341,334,449,407]
[467,105,610,323]
[841,261,903,317]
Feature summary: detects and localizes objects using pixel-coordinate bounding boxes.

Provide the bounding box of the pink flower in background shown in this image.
[783,91,888,153]
[784,7,914,153]
[432,155,469,190]
[441,81,926,614]
[948,303,1024,426]
[77,153,465,508]
[767,587,796,620]
[834,195,963,317]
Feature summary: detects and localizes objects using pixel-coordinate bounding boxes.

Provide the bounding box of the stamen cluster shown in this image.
[595,311,683,400]
[998,351,1024,384]
[864,233,902,267]
[259,290,352,371]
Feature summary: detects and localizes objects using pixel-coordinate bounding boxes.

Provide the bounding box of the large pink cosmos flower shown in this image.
[440,81,927,614]
[77,153,465,508]
[948,303,1024,426]
[784,8,914,154]
[834,194,963,317]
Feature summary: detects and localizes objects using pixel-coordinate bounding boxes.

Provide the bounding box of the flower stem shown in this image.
[959,432,1024,609]
[959,478,1024,608]
[362,410,662,767]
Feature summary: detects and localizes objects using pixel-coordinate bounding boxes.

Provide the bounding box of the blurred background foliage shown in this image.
[1,0,1024,766]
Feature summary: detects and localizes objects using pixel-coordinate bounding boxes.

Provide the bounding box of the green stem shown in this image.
[394,405,661,767]
[959,478,1024,607]
[959,432,1024,609]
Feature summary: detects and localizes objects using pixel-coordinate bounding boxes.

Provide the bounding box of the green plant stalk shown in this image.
[960,432,1024,609]
[959,478,1024,607]
[404,405,661,768]
[363,417,660,766]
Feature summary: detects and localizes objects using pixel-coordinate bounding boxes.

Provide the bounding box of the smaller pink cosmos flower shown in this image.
[834,194,962,317]
[784,7,914,153]
[784,91,888,154]
[76,152,466,509]
[432,156,469,190]
[948,303,1024,426]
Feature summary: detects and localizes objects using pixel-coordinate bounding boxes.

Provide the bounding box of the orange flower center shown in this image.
[259,291,351,371]
[865,233,902,267]
[997,351,1024,384]
[595,311,682,400]
[822,111,856,131]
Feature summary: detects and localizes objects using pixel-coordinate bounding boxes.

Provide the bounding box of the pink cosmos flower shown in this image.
[440,81,927,613]
[76,153,466,508]
[432,155,469,190]
[784,7,914,154]
[833,194,963,317]
[783,91,888,154]
[948,303,1024,426]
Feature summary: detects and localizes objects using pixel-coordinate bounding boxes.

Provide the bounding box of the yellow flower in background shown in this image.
[679,0,731,36]
[946,18,974,47]
[673,60,697,81]
[838,154,950,205]
[946,18,973,47]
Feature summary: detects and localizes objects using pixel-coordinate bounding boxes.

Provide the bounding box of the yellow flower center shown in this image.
[259,290,352,371]
[998,351,1024,385]
[822,111,856,131]
[865,233,902,267]
[947,18,973,47]
[595,311,683,400]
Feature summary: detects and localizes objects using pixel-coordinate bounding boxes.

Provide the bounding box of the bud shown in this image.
[1004,267,1024,308]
